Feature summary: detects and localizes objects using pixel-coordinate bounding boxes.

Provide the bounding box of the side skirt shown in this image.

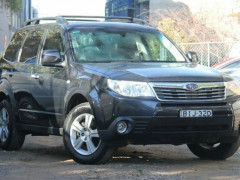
[16,123,63,136]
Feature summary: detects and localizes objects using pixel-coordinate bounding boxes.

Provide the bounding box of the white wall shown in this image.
[0,0,34,53]
[0,2,11,52]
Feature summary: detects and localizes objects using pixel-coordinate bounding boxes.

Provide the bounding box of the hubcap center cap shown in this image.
[85,131,90,137]
[81,129,90,140]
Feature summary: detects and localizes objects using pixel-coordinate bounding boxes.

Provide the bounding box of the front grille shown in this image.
[152,83,225,101]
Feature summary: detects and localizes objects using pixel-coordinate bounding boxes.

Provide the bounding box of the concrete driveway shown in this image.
[0,135,240,180]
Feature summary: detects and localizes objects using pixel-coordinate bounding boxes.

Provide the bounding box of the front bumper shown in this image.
[93,92,240,145]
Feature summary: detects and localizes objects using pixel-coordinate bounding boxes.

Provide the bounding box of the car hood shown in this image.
[81,62,224,82]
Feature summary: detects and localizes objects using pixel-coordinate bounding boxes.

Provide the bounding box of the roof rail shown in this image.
[23,16,149,27]
[61,16,149,25]
[24,16,68,26]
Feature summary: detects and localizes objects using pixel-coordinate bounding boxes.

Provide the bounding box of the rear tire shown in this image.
[0,99,25,150]
[63,102,116,164]
[188,139,240,160]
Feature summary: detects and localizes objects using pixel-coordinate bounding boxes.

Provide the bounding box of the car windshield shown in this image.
[69,28,186,63]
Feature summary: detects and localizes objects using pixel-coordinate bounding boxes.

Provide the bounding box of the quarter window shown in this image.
[4,31,26,62]
[19,30,44,64]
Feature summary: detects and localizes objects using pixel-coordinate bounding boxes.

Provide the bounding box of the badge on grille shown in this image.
[186,83,198,91]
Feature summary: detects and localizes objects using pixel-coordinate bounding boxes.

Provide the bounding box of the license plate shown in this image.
[180,110,213,118]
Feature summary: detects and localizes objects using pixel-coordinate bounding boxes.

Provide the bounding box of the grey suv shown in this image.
[0,16,240,164]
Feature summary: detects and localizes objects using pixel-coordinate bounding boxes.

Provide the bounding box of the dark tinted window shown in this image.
[19,30,44,64]
[4,32,26,62]
[43,29,64,52]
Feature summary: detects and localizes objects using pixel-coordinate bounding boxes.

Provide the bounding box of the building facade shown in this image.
[106,0,134,17]
[134,0,149,20]
[105,0,149,21]
[0,0,36,53]
[106,0,240,41]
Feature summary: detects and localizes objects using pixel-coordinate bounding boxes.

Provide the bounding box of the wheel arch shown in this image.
[0,91,9,101]
[0,79,16,112]
[64,87,105,129]
[14,91,33,103]
[65,93,88,116]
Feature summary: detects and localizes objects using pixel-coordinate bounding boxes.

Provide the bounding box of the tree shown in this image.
[158,17,197,43]
[150,7,220,43]
[1,0,22,13]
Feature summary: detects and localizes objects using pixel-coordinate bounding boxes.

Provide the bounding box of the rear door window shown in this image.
[19,30,44,64]
[4,31,26,62]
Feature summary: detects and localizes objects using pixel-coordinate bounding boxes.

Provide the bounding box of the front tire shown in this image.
[188,139,240,160]
[0,99,25,150]
[63,102,116,164]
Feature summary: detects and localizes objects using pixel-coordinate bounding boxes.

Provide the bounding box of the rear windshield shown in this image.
[69,28,186,63]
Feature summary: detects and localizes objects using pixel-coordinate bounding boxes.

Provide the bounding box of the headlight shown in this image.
[107,79,155,97]
[225,79,240,97]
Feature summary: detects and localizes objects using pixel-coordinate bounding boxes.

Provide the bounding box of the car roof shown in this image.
[19,21,158,34]
[67,21,156,30]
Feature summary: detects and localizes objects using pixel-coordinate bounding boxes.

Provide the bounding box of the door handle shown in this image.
[31,73,40,79]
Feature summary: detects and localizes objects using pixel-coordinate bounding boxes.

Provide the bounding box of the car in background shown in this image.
[212,57,240,82]
[220,69,240,82]
[212,57,240,70]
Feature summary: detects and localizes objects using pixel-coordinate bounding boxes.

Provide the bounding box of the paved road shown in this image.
[0,135,240,180]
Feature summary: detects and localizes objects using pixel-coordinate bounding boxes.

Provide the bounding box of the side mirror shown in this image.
[186,51,200,64]
[42,49,63,66]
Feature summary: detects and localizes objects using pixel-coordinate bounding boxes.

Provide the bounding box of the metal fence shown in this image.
[179,41,240,67]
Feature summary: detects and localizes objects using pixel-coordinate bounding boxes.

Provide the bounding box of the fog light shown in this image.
[116,121,128,134]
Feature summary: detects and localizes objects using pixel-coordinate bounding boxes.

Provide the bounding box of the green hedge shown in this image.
[5,0,23,13]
